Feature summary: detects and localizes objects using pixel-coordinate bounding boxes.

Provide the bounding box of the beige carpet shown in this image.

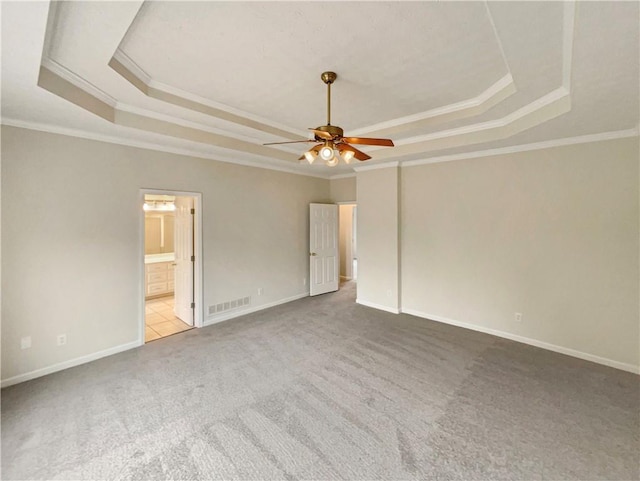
[2,282,639,480]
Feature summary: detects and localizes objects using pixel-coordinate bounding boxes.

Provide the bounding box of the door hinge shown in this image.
[190,302,195,309]
[191,255,195,262]
[190,208,195,215]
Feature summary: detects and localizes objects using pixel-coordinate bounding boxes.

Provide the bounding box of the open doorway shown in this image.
[339,203,357,282]
[141,190,203,343]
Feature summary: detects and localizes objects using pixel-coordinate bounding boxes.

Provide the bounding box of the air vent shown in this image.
[208,296,251,316]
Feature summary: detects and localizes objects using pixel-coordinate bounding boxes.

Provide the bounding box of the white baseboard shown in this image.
[356,298,400,314]
[1,340,141,388]
[401,308,640,375]
[2,293,310,388]
[204,292,309,326]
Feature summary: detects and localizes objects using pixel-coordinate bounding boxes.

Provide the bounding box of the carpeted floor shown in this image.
[2,282,639,480]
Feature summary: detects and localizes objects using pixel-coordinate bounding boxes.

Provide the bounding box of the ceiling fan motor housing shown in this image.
[314,124,343,141]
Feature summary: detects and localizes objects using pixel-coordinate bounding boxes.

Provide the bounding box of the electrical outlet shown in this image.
[514,312,522,322]
[302,277,307,286]
[257,287,263,296]
[21,336,31,350]
[57,334,67,346]
[386,289,392,298]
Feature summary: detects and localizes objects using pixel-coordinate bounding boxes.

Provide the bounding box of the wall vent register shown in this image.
[209,296,251,316]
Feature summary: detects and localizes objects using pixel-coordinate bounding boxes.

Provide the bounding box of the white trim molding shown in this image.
[396,87,569,147]
[350,74,516,138]
[0,119,331,179]
[33,0,587,171]
[329,173,357,180]
[356,298,401,314]
[353,161,400,172]
[41,57,117,108]
[115,102,268,146]
[401,127,640,168]
[401,308,640,375]
[562,1,577,90]
[4,119,637,179]
[110,48,306,140]
[111,47,153,86]
[138,189,204,345]
[0,341,141,388]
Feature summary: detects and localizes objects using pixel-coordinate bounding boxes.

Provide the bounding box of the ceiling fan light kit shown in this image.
[264,71,395,167]
[320,143,334,161]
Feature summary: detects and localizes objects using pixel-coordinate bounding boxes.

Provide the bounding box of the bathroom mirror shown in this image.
[144,211,175,255]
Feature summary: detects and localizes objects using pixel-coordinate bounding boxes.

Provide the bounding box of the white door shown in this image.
[174,196,194,325]
[310,203,339,296]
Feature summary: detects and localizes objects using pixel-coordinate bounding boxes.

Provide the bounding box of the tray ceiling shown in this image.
[1,1,638,177]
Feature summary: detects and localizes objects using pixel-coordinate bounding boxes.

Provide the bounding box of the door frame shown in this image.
[139,189,204,345]
[336,201,357,281]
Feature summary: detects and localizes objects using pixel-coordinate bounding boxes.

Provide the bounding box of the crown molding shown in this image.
[110,48,307,140]
[115,103,274,146]
[350,1,516,139]
[353,161,400,172]
[366,2,576,160]
[562,1,577,90]
[111,47,152,86]
[0,118,332,179]
[41,0,60,59]
[348,74,515,138]
[41,57,117,108]
[41,58,291,148]
[401,127,640,168]
[33,0,596,172]
[328,173,357,180]
[148,78,308,139]
[39,0,576,168]
[5,118,636,180]
[484,2,512,78]
[398,87,568,146]
[367,86,570,162]
[37,65,300,162]
[35,58,578,170]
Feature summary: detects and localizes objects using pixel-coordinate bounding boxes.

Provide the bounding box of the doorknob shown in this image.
[310,252,317,256]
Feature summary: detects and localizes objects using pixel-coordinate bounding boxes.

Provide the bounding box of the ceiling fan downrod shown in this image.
[321,71,337,126]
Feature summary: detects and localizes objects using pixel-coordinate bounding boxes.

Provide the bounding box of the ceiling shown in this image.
[1,1,638,178]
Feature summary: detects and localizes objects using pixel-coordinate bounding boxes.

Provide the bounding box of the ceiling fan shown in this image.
[264,71,394,166]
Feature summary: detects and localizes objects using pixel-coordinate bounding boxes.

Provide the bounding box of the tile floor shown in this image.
[145,295,192,342]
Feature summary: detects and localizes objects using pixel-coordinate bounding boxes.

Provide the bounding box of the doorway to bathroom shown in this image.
[140,190,203,343]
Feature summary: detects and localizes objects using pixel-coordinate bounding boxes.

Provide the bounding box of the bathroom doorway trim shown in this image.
[139,189,204,345]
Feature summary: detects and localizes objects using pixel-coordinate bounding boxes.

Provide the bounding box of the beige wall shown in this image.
[356,166,400,312]
[3,126,637,381]
[330,176,356,202]
[1,126,330,382]
[400,138,639,369]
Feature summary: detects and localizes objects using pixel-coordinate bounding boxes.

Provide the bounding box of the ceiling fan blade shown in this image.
[338,142,371,161]
[263,140,314,146]
[308,128,333,140]
[342,137,394,147]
